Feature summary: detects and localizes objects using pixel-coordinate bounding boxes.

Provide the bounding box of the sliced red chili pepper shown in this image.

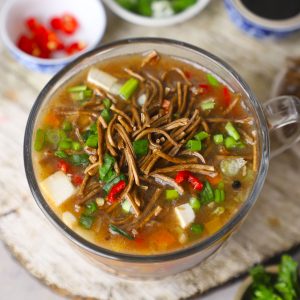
[198,84,209,95]
[72,174,84,186]
[17,35,35,54]
[65,41,86,55]
[60,14,79,35]
[107,180,126,203]
[223,86,231,107]
[188,175,204,191]
[57,160,70,173]
[50,17,63,31]
[175,171,192,184]
[26,17,41,32]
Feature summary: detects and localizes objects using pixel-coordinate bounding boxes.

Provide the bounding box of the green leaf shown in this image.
[103,174,126,193]
[34,128,45,151]
[109,224,134,240]
[79,215,94,229]
[99,153,116,181]
[84,201,98,216]
[133,139,149,157]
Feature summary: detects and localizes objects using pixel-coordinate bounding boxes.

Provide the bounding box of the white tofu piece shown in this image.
[40,171,76,207]
[62,212,77,228]
[175,203,195,229]
[87,67,119,93]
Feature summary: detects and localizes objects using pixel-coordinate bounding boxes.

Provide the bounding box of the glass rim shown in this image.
[24,37,270,263]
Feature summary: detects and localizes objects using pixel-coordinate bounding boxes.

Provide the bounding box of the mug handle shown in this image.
[263,95,300,158]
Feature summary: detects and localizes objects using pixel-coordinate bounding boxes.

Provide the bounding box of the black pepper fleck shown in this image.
[232,180,241,189]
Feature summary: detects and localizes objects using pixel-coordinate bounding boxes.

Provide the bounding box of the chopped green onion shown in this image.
[119,78,139,100]
[214,189,222,203]
[213,134,224,145]
[186,140,202,151]
[72,141,82,151]
[58,139,72,150]
[224,136,237,149]
[137,0,152,16]
[225,122,240,141]
[103,169,117,183]
[220,190,225,202]
[190,224,204,234]
[121,199,132,213]
[200,181,214,204]
[172,0,197,12]
[85,134,98,148]
[84,201,98,216]
[200,98,215,111]
[194,131,209,141]
[103,174,126,193]
[79,215,94,229]
[166,189,179,200]
[99,153,116,182]
[34,129,45,151]
[207,74,219,86]
[109,224,134,240]
[133,139,149,157]
[62,120,72,131]
[101,108,111,124]
[89,122,97,134]
[68,85,88,93]
[45,129,65,146]
[218,181,225,189]
[54,150,68,159]
[70,89,93,102]
[69,154,89,166]
[103,98,112,109]
[189,197,201,211]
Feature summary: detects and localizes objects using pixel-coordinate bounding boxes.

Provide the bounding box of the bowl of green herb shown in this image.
[102,0,211,27]
[235,255,300,300]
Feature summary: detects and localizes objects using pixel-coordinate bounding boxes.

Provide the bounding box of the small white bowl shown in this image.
[0,0,106,73]
[102,0,211,27]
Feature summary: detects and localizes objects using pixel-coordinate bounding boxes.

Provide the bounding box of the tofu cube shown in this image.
[40,171,76,207]
[62,212,77,228]
[175,203,195,229]
[87,67,119,93]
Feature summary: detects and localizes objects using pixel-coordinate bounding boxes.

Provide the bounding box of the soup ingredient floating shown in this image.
[115,0,197,18]
[17,14,86,59]
[34,51,258,254]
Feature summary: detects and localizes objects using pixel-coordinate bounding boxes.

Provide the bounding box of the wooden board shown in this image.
[1,1,300,299]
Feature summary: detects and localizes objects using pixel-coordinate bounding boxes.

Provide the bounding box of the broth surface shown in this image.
[33,52,259,254]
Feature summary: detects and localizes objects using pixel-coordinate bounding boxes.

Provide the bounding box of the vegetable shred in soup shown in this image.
[33,51,259,254]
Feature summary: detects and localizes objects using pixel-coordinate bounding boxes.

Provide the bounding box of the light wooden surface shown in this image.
[1,1,300,299]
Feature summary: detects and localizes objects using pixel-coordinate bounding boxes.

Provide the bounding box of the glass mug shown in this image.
[24,38,300,278]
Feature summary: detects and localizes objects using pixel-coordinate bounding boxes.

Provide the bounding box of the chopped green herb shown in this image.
[200,181,214,204]
[34,129,45,151]
[58,139,72,150]
[72,141,82,151]
[79,215,94,229]
[99,153,116,181]
[194,131,209,141]
[85,134,98,148]
[207,73,219,86]
[103,98,112,109]
[109,224,134,240]
[200,98,215,111]
[190,224,204,234]
[186,139,202,151]
[225,122,240,141]
[84,201,98,216]
[68,85,88,93]
[224,136,237,149]
[119,78,139,100]
[189,197,201,211]
[166,189,179,200]
[101,108,111,124]
[45,129,65,146]
[172,0,197,13]
[69,154,89,166]
[133,139,149,157]
[62,120,72,131]
[213,134,224,145]
[54,150,68,159]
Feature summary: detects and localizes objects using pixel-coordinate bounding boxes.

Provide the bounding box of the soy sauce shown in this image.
[241,0,300,20]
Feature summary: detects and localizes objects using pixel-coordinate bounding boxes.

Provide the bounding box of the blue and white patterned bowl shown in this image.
[0,0,107,73]
[224,0,300,38]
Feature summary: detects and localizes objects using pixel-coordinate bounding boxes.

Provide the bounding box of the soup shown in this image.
[33,51,258,254]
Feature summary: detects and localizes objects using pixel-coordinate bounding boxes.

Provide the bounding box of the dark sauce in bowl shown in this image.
[241,0,300,20]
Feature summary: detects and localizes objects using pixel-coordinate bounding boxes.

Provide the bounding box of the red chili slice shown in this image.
[188,175,204,191]
[175,171,192,184]
[223,86,231,107]
[198,84,209,95]
[26,17,41,32]
[60,14,79,35]
[17,35,34,54]
[107,180,126,203]
[50,17,63,31]
[72,174,84,186]
[57,160,70,173]
[65,41,86,55]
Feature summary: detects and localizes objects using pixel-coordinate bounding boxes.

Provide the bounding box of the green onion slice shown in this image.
[109,224,134,240]
[119,78,139,100]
